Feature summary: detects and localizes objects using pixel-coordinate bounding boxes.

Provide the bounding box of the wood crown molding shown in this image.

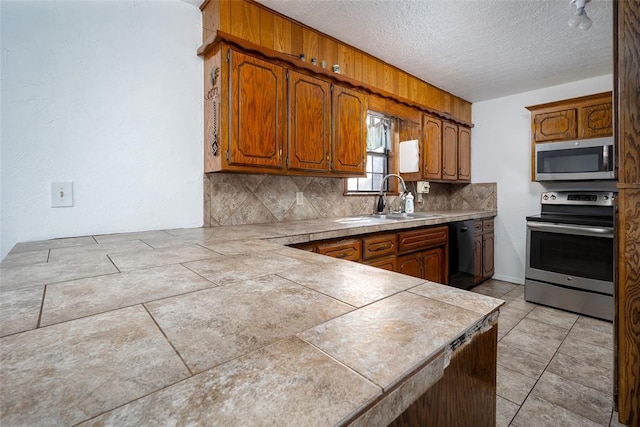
[197,30,474,129]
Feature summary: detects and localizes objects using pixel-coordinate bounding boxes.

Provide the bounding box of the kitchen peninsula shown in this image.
[0,211,502,426]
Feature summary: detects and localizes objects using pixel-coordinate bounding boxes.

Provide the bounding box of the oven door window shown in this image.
[529,230,613,282]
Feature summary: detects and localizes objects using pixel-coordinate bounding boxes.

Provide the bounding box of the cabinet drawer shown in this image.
[317,239,362,261]
[474,221,483,236]
[482,219,494,234]
[362,233,397,260]
[398,226,448,253]
[364,255,397,272]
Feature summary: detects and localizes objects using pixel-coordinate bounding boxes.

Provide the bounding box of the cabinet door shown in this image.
[579,102,613,139]
[422,114,442,180]
[442,121,458,181]
[423,247,446,283]
[365,255,397,272]
[473,234,483,285]
[533,109,578,142]
[332,85,367,174]
[457,126,471,182]
[229,50,286,168]
[397,253,422,279]
[482,233,495,279]
[288,71,331,172]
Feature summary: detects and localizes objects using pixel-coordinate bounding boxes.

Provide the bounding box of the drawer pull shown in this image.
[370,242,392,252]
[335,252,349,259]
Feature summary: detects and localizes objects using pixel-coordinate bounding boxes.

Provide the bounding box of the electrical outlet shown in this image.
[51,182,73,207]
[296,191,304,206]
[417,181,430,194]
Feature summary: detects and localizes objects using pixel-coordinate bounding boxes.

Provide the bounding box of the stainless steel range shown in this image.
[525,191,615,321]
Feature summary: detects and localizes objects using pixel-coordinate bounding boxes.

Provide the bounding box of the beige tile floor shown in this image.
[470,279,625,427]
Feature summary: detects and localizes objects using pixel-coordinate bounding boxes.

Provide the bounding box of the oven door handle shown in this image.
[527,222,614,238]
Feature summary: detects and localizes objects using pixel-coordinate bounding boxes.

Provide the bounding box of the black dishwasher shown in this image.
[449,220,475,290]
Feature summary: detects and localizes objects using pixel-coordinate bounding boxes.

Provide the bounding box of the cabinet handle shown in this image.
[335,252,349,259]
[370,242,392,252]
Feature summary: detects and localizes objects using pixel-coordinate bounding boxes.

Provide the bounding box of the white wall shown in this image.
[472,74,614,284]
[1,1,203,260]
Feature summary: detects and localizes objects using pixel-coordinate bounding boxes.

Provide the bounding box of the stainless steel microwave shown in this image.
[534,137,616,182]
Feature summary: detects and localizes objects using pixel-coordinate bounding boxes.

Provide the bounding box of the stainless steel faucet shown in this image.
[376,173,408,214]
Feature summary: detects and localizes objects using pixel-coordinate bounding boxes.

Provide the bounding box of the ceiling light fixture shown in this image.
[568,0,593,30]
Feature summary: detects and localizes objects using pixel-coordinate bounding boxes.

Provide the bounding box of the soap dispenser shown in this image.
[405,192,414,213]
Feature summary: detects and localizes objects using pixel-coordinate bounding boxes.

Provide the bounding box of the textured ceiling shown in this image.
[252,0,612,102]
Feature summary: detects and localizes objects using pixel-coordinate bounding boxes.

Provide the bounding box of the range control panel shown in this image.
[541,191,616,206]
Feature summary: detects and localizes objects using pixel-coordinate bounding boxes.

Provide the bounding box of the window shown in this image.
[347,112,392,193]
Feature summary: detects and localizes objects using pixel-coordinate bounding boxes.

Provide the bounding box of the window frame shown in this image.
[344,112,400,196]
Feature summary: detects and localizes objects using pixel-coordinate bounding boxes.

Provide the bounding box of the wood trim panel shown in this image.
[389,324,497,427]
[197,27,473,126]
[615,0,640,424]
[525,91,613,112]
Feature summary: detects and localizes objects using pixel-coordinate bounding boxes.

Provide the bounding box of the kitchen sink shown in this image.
[336,212,442,223]
[370,212,442,221]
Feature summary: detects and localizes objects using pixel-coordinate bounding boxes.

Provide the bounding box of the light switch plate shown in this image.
[296,191,304,205]
[51,182,73,207]
[417,181,430,194]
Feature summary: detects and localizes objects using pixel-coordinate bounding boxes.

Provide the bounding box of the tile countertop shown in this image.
[0,210,503,426]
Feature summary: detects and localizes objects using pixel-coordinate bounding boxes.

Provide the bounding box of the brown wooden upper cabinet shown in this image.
[526,92,613,181]
[422,114,443,180]
[526,92,613,144]
[332,85,368,174]
[203,47,367,177]
[420,114,471,183]
[457,126,471,181]
[229,51,286,169]
[288,70,331,172]
[442,121,458,181]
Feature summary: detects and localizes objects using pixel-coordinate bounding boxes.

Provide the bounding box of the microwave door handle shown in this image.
[603,145,609,171]
[527,222,614,238]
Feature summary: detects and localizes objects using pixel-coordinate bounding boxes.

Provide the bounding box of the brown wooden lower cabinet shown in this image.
[397,246,447,283]
[316,238,362,261]
[424,247,447,283]
[474,218,495,285]
[291,224,451,284]
[397,252,422,278]
[388,323,498,427]
[364,254,397,272]
[398,225,449,284]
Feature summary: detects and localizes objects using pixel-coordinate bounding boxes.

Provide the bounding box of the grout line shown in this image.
[36,285,47,329]
[106,254,121,273]
[475,281,612,426]
[142,303,194,377]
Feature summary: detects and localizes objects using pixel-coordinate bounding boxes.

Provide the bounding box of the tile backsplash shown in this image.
[204,173,496,227]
